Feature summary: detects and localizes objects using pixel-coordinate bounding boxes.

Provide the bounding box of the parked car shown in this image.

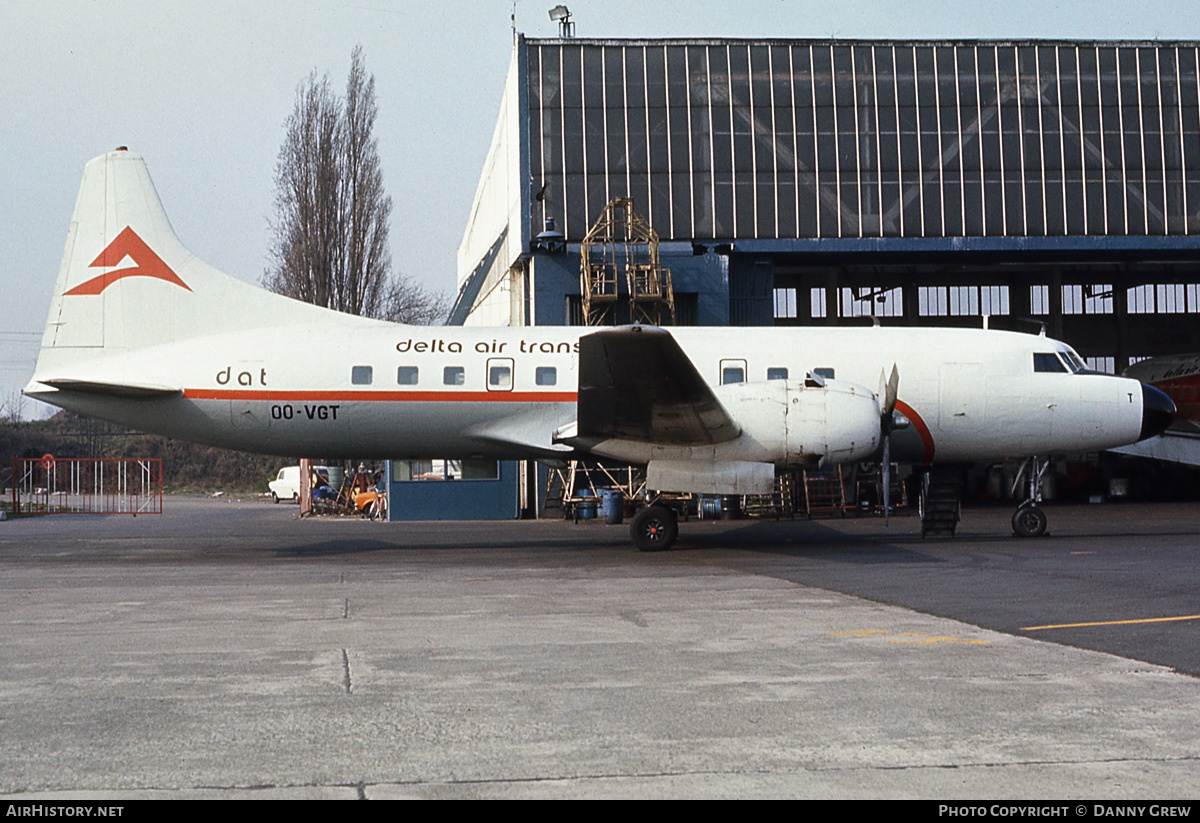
[268,466,328,503]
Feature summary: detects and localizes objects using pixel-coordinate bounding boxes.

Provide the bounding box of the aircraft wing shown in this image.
[573,325,740,446]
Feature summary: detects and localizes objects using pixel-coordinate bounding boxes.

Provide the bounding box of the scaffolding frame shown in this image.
[579,197,675,327]
[544,460,647,517]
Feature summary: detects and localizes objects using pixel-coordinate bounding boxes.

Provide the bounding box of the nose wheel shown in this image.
[630,504,678,552]
[1012,505,1048,538]
[1011,456,1050,538]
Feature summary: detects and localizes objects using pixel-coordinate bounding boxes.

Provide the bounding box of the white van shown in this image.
[268,466,329,503]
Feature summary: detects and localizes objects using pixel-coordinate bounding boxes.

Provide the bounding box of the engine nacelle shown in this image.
[716,377,883,467]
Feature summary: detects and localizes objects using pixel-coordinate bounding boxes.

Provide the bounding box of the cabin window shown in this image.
[396,366,419,385]
[351,366,373,385]
[1034,353,1068,373]
[487,358,513,391]
[813,367,835,379]
[720,359,746,385]
[767,367,788,380]
[536,366,557,386]
[443,366,465,386]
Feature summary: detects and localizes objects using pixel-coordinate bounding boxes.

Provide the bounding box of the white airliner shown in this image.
[24,149,1175,549]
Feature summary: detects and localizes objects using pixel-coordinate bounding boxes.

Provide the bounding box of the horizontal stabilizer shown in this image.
[38,378,182,399]
[576,326,739,446]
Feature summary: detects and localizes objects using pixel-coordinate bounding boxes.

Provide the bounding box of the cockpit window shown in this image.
[1034,353,1068,373]
[1059,350,1086,372]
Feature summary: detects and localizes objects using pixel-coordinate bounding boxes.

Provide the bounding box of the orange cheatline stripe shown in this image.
[182,389,577,403]
[1021,614,1200,631]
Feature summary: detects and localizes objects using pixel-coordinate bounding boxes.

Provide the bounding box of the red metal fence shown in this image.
[10,456,163,515]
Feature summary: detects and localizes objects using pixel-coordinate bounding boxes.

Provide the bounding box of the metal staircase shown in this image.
[919,468,963,537]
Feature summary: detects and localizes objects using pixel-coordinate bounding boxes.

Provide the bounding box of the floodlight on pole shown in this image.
[548,5,574,37]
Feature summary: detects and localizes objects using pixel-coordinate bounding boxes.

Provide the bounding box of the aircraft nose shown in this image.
[1139,383,1176,441]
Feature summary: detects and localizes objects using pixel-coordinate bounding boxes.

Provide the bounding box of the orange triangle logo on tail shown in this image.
[64,226,192,295]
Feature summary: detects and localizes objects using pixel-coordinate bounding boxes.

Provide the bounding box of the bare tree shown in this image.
[264,47,446,324]
[1,389,25,424]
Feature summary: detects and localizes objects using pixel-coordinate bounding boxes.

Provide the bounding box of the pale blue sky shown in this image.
[3,0,1198,415]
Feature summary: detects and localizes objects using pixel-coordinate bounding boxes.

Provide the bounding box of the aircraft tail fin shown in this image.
[29,148,358,392]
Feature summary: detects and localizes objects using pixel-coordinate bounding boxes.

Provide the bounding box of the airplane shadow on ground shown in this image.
[271,531,633,559]
[271,516,948,564]
[674,518,948,564]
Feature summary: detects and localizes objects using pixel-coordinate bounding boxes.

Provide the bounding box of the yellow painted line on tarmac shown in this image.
[1022,614,1200,631]
[832,630,891,637]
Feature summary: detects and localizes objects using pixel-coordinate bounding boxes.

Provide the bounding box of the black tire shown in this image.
[1012,506,1047,538]
[630,505,678,552]
[292,493,299,504]
[271,492,280,504]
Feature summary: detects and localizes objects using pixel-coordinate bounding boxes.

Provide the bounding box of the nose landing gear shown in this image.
[1011,456,1049,538]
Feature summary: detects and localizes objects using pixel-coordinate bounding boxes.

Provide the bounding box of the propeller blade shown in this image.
[884,363,899,417]
[878,364,898,526]
[882,435,891,526]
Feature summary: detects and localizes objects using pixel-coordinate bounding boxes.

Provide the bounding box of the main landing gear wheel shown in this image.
[631,505,678,552]
[1012,505,1047,538]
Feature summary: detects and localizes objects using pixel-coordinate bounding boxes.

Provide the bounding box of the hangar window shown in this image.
[1127,284,1199,314]
[948,287,979,316]
[1085,356,1116,374]
[1030,285,1050,315]
[1062,284,1113,315]
[1190,285,1200,313]
[351,366,373,385]
[773,288,798,319]
[395,459,499,481]
[1127,285,1155,314]
[535,366,557,386]
[839,287,903,318]
[767,367,788,380]
[979,286,1009,315]
[918,286,948,316]
[397,366,419,386]
[443,366,465,386]
[919,286,1010,316]
[810,288,827,319]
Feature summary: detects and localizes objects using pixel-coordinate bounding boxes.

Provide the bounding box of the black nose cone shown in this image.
[1140,383,1177,441]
